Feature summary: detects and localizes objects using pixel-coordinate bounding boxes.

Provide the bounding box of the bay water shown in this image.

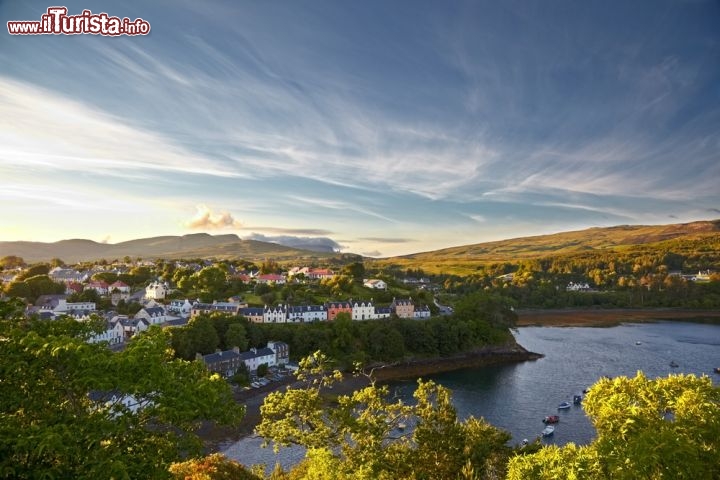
[223,321,720,468]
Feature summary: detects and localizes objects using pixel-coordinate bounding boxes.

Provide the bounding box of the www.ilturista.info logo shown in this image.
[7,7,150,36]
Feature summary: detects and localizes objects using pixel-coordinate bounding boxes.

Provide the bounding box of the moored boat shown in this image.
[573,394,583,405]
[541,425,555,437]
[558,401,572,409]
[543,415,559,424]
[669,361,679,368]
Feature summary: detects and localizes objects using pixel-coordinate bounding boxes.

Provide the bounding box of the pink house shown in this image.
[326,301,352,321]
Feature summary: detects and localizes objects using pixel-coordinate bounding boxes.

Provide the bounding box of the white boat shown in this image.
[558,401,572,409]
[542,425,555,437]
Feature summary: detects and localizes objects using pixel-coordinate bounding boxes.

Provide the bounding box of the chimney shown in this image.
[195,352,203,361]
[233,346,240,354]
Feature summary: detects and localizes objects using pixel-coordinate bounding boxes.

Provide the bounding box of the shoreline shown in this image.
[516,307,720,327]
[201,342,541,452]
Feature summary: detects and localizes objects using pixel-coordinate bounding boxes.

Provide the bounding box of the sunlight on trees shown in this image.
[508,372,720,479]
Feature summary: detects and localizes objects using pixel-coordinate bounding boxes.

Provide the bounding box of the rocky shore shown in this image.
[363,343,542,382]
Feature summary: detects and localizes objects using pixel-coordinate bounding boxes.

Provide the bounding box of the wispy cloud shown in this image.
[185,204,242,230]
[287,195,397,223]
[0,77,245,181]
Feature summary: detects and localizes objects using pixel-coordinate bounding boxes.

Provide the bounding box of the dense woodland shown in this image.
[170,292,515,369]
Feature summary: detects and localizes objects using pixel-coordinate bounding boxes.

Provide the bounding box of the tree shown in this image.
[256,351,512,479]
[49,258,65,268]
[169,453,261,480]
[257,363,269,377]
[0,255,25,269]
[342,262,365,283]
[225,322,249,351]
[507,373,720,479]
[16,263,50,281]
[260,259,281,274]
[5,275,64,302]
[0,310,243,479]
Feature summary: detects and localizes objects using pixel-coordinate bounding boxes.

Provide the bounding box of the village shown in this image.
[0,259,447,381]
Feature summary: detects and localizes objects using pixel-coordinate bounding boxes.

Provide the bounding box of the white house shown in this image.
[89,390,147,416]
[168,299,194,318]
[413,305,432,319]
[352,300,375,321]
[190,301,247,318]
[287,305,327,323]
[145,281,170,300]
[267,340,289,366]
[88,320,125,345]
[49,267,89,284]
[119,316,149,338]
[263,304,288,323]
[36,295,96,313]
[109,280,130,293]
[86,281,110,295]
[566,282,591,292]
[306,268,335,280]
[256,274,287,285]
[363,279,387,290]
[134,306,167,326]
[239,346,277,371]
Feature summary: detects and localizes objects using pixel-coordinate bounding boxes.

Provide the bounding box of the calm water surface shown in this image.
[224,321,720,468]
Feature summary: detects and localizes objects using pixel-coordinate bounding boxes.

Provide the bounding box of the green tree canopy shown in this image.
[0,305,243,479]
[508,372,720,479]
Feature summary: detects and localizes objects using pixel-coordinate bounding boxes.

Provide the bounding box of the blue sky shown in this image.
[2,0,719,257]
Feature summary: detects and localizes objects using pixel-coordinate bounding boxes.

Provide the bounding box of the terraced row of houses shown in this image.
[198,340,289,377]
[228,298,431,324]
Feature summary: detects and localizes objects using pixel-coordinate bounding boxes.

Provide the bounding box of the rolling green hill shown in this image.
[0,233,351,264]
[372,220,720,275]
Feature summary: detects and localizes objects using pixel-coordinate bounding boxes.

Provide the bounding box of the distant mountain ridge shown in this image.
[373,219,720,274]
[2,220,719,266]
[0,233,344,264]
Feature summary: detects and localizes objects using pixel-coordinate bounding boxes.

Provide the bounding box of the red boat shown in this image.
[543,415,560,424]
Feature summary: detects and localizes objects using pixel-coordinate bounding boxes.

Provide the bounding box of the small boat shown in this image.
[541,425,555,437]
[635,341,642,345]
[573,394,583,405]
[558,401,572,410]
[714,367,720,374]
[669,361,679,368]
[543,415,560,424]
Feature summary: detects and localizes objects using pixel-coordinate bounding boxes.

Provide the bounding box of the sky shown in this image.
[1,0,719,257]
